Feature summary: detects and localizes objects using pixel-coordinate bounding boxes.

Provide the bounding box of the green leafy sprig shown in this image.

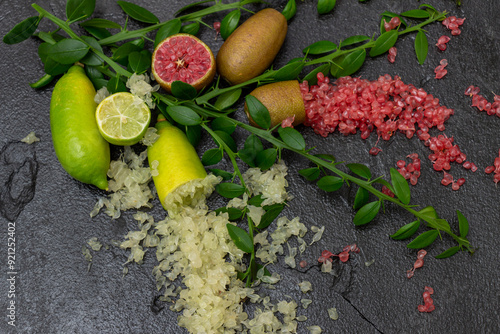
[302,4,447,78]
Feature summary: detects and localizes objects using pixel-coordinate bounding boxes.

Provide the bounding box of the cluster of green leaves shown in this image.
[3,0,262,90]
[301,4,447,80]
[298,156,472,258]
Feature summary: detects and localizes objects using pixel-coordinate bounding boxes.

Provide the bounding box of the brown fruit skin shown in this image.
[244,80,305,128]
[216,8,287,85]
[151,33,216,93]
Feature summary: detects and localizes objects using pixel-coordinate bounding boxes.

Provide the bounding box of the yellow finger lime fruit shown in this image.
[95,92,151,146]
[50,65,110,190]
[147,115,207,210]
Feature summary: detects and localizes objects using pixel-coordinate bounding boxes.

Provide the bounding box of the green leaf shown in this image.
[85,65,108,90]
[331,49,366,78]
[185,125,202,147]
[245,134,264,153]
[220,9,241,40]
[82,26,112,40]
[317,176,343,192]
[369,30,398,57]
[353,187,369,210]
[112,39,143,61]
[407,230,439,249]
[340,35,370,48]
[346,163,371,179]
[303,40,337,55]
[299,167,320,181]
[180,21,200,35]
[247,195,264,207]
[400,9,430,19]
[175,0,213,16]
[202,148,223,166]
[256,149,277,170]
[214,88,242,110]
[29,73,54,89]
[166,105,201,126]
[317,0,337,15]
[214,130,237,153]
[36,31,63,45]
[390,167,411,205]
[170,81,197,100]
[80,36,104,66]
[209,168,233,180]
[245,95,271,129]
[274,61,305,81]
[278,127,306,151]
[48,39,89,64]
[80,18,122,29]
[154,19,182,46]
[390,220,420,240]
[257,204,285,229]
[238,135,263,167]
[107,76,127,94]
[128,50,152,74]
[117,1,159,24]
[353,201,381,226]
[216,183,246,198]
[215,207,244,221]
[418,206,439,221]
[435,246,460,259]
[66,0,96,22]
[282,0,297,20]
[3,16,39,45]
[414,30,428,65]
[44,58,72,76]
[38,43,52,63]
[302,63,331,85]
[238,148,257,167]
[226,224,254,253]
[211,117,236,135]
[419,4,439,17]
[457,210,469,238]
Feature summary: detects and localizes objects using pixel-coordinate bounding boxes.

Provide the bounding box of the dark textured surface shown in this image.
[1,0,499,333]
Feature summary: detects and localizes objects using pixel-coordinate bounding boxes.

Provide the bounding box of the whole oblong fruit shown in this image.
[244,80,305,128]
[147,115,207,210]
[216,8,287,85]
[151,33,216,93]
[50,65,110,190]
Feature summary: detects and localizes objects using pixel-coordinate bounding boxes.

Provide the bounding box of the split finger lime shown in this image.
[96,92,151,146]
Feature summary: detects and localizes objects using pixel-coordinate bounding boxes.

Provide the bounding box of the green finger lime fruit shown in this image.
[147,115,207,210]
[50,65,110,190]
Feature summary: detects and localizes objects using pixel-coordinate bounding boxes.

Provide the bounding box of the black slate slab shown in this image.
[1,0,499,333]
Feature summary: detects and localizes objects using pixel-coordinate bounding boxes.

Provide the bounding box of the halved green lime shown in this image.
[96,92,151,146]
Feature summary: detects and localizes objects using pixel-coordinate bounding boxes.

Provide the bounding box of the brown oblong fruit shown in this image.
[244,80,305,128]
[216,8,287,85]
[152,33,216,92]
